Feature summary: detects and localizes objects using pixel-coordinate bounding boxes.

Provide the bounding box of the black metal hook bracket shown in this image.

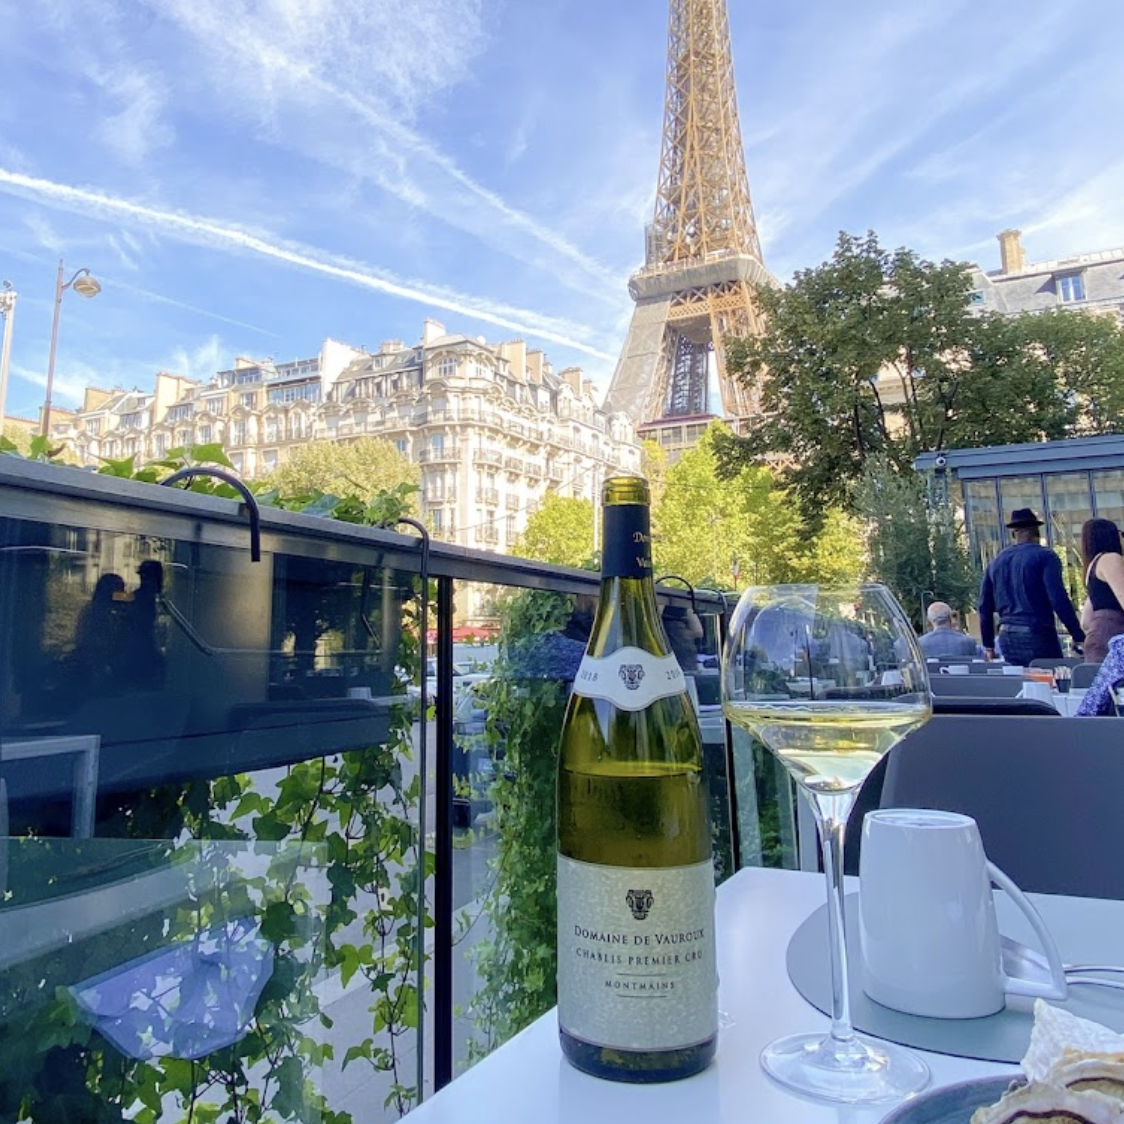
[654,573,698,617]
[160,466,262,562]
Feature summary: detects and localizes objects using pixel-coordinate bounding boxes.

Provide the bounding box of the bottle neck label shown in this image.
[573,646,686,711]
[602,504,652,579]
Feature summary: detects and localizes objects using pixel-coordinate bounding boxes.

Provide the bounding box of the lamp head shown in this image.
[71,272,101,298]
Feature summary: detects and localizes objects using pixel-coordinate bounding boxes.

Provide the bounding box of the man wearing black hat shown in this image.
[977,508,1084,666]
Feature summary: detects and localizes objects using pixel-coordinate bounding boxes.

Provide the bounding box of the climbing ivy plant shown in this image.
[0,442,428,1123]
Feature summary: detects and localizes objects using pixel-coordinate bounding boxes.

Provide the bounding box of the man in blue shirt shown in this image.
[918,601,984,658]
[977,508,1085,666]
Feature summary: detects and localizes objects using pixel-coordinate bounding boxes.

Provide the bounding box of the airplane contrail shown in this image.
[0,168,618,361]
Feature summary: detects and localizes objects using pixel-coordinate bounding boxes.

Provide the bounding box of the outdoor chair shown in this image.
[929,675,1023,698]
[931,696,1058,717]
[1071,662,1103,690]
[876,715,1124,899]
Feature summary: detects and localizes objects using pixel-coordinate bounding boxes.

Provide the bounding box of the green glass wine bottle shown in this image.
[556,475,717,1083]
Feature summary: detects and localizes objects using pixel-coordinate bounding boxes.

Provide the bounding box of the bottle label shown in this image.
[556,855,717,1051]
[602,504,652,579]
[573,647,685,711]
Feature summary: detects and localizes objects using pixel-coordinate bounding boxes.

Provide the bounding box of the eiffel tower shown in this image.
[605,0,771,456]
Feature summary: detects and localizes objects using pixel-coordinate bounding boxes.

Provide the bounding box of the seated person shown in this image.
[918,601,984,659]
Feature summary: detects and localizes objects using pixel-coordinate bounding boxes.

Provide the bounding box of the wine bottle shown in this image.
[556,475,717,1083]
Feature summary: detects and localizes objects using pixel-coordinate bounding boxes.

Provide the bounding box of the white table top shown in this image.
[407,868,1024,1124]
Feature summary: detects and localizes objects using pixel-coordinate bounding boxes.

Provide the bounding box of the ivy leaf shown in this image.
[270,1055,306,1119]
[96,454,138,478]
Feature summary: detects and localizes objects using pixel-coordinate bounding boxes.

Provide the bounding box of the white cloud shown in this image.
[105,233,138,271]
[164,334,226,381]
[24,212,65,255]
[0,167,619,360]
[142,0,622,296]
[93,69,174,166]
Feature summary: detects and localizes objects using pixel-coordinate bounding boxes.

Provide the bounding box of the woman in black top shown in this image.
[1080,518,1124,662]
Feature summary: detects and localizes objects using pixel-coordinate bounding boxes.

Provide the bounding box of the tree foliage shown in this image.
[512,493,594,567]
[647,424,865,589]
[261,437,419,510]
[854,458,977,631]
[719,229,1124,520]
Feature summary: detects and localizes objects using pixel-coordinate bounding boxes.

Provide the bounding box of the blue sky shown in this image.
[1,0,1122,420]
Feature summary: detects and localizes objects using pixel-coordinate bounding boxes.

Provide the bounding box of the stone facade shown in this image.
[50,321,641,559]
[971,229,1124,322]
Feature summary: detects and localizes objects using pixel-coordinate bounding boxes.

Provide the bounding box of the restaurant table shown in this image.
[405,868,1042,1124]
[1051,689,1087,716]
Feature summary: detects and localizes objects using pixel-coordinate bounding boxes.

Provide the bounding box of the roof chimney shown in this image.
[498,340,527,379]
[560,366,583,394]
[422,318,446,346]
[997,229,1026,275]
[526,349,544,385]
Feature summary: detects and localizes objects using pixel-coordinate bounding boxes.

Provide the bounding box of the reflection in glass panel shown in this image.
[1094,469,1124,528]
[964,480,1003,569]
[0,509,425,1121]
[1045,472,1094,602]
[999,476,1047,536]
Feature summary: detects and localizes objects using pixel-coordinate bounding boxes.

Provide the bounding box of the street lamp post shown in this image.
[0,282,16,433]
[41,260,101,438]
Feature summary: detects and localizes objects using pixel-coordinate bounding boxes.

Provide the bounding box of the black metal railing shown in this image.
[0,459,754,1121]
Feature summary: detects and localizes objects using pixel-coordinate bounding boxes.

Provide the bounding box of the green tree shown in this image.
[651,424,805,587]
[718,230,1124,521]
[795,507,868,587]
[512,493,594,566]
[854,459,977,631]
[261,437,418,508]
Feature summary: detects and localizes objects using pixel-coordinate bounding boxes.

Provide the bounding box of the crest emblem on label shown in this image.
[626,888,654,920]
[619,664,645,690]
[574,647,685,710]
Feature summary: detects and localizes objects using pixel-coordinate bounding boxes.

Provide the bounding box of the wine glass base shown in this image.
[760,1031,930,1105]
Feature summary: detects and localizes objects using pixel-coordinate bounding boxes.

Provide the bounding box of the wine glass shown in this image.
[722,583,933,1104]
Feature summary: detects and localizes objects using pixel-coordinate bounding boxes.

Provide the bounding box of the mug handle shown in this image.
[987,861,1068,1000]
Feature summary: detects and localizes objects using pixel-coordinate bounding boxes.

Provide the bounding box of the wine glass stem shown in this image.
[809,790,863,1060]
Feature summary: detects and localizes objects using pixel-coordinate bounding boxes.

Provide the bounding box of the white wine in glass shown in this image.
[722,583,932,1104]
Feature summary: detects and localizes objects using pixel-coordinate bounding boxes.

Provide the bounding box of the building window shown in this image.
[436,355,457,379]
[268,384,320,404]
[264,420,279,443]
[86,417,101,435]
[154,434,167,456]
[1057,273,1086,303]
[395,438,408,455]
[262,450,279,471]
[431,434,445,455]
[240,392,258,409]
[235,369,261,385]
[506,515,517,539]
[199,425,212,444]
[969,291,985,305]
[120,412,142,429]
[432,510,444,533]
[232,421,246,445]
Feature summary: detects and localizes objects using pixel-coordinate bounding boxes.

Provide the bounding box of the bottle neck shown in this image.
[591,500,667,656]
[600,503,653,581]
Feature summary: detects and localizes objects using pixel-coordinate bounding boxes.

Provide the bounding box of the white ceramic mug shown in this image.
[939,665,970,675]
[859,809,1067,1019]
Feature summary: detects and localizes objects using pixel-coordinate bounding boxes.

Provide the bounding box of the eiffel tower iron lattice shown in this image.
[604,0,771,453]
